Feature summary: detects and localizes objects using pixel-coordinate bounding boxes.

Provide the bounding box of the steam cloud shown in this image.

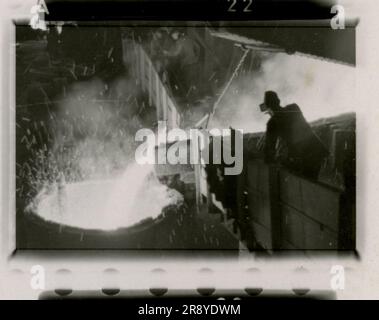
[210,52,356,133]
[30,75,183,230]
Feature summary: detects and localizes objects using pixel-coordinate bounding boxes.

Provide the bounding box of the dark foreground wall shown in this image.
[16,204,239,252]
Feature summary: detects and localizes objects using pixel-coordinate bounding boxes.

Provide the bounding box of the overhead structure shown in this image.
[208,20,358,66]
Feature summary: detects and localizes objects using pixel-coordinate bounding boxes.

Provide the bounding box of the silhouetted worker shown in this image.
[163,30,200,98]
[259,91,329,180]
[150,30,165,74]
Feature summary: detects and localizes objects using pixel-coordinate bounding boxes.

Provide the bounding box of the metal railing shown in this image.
[123,39,181,130]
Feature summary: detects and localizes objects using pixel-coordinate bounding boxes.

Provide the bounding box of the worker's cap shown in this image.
[259,91,280,112]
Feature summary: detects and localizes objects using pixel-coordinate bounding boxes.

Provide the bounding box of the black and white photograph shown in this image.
[2,0,379,302]
[15,19,356,252]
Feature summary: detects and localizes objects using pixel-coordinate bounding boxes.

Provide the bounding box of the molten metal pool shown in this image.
[29,164,183,230]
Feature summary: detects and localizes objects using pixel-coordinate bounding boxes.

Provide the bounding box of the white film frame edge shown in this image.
[0,0,378,300]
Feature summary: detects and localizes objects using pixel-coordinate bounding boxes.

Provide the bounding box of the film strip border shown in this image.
[1,0,361,300]
[2,261,353,299]
[38,0,339,21]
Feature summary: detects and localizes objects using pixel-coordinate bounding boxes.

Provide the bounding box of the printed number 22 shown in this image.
[228,0,253,13]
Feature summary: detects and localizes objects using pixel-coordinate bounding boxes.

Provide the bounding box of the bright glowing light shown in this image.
[32,163,183,230]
